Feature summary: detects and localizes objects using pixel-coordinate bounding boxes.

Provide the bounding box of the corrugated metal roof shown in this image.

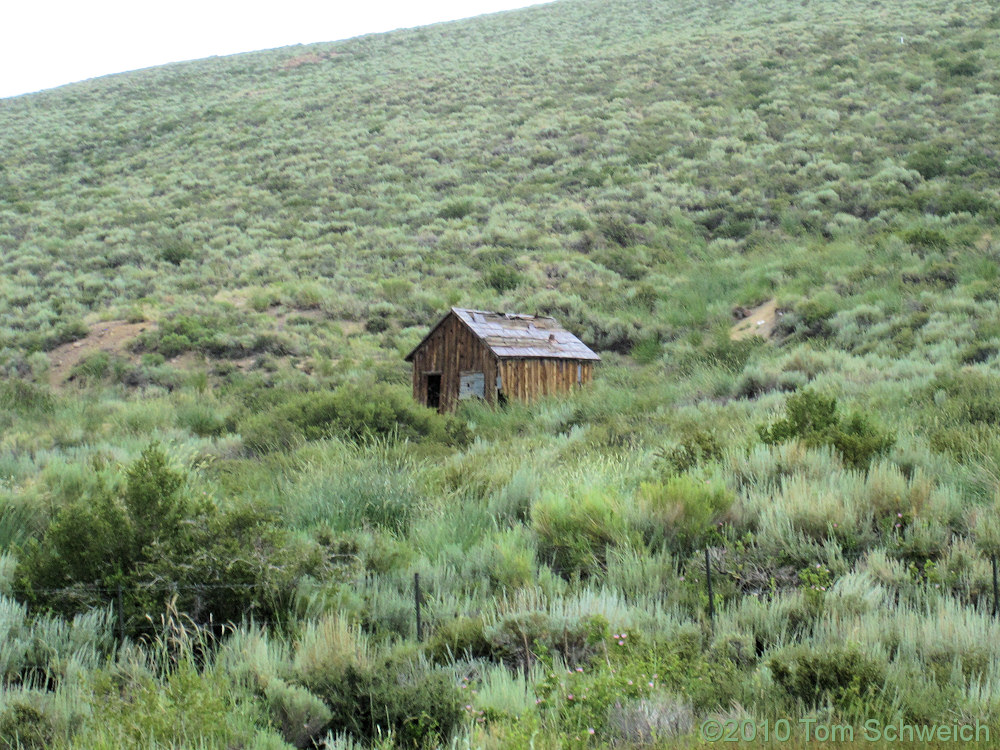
[405,308,601,362]
[455,308,601,360]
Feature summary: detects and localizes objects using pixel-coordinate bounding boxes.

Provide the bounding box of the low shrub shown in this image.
[533,489,629,578]
[733,366,803,400]
[305,644,462,749]
[630,476,734,555]
[0,380,54,414]
[793,292,840,339]
[486,611,606,672]
[160,243,196,265]
[769,643,887,710]
[240,383,470,454]
[0,698,53,750]
[605,694,695,746]
[68,351,112,381]
[136,312,291,359]
[905,146,948,180]
[958,343,997,365]
[264,678,332,748]
[17,445,324,630]
[938,56,981,77]
[176,400,229,437]
[902,226,948,252]
[439,199,475,220]
[427,615,491,663]
[926,370,1000,425]
[483,264,523,293]
[680,335,765,375]
[657,422,723,473]
[631,336,662,364]
[759,389,895,470]
[77,656,262,748]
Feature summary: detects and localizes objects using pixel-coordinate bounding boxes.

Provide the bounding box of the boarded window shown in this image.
[459,371,485,400]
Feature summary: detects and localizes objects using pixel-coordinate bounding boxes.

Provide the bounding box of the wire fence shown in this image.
[700,543,1000,626]
[8,545,1000,642]
[10,581,290,638]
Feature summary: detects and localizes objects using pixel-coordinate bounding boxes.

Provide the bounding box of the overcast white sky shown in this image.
[0,0,555,99]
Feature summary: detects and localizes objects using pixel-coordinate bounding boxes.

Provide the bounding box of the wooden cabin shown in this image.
[404,308,600,412]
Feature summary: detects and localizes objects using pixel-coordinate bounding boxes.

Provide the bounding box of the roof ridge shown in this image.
[406,308,600,362]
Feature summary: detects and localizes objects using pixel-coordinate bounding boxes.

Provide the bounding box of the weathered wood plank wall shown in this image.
[497,359,594,402]
[409,314,498,411]
[410,312,596,412]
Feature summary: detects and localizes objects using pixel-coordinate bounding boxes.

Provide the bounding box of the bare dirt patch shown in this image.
[730,299,782,341]
[48,320,155,387]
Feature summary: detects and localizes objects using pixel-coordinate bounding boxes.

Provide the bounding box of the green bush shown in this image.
[658,423,723,473]
[958,343,997,365]
[16,448,177,615]
[631,475,733,555]
[40,319,89,352]
[487,611,606,672]
[176,401,228,437]
[759,389,839,443]
[147,502,326,626]
[364,315,390,333]
[0,699,53,750]
[759,389,895,470]
[599,217,642,248]
[0,380,54,414]
[309,650,462,749]
[905,146,948,180]
[138,312,290,360]
[264,679,332,748]
[794,292,840,338]
[769,643,886,710]
[483,264,523,293]
[533,490,628,578]
[927,370,1000,425]
[934,189,989,216]
[438,199,475,219]
[77,657,262,748]
[69,351,112,381]
[160,244,196,265]
[17,445,322,629]
[240,383,470,454]
[938,56,981,77]
[241,413,304,454]
[902,226,948,251]
[427,615,491,663]
[832,414,899,472]
[157,331,193,358]
[630,336,662,364]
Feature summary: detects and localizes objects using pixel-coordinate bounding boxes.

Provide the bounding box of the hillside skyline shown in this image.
[0,0,555,99]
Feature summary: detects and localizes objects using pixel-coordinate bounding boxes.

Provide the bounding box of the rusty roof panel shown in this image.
[452,308,601,361]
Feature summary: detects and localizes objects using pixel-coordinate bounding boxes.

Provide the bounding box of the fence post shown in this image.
[116,583,125,641]
[414,573,423,642]
[992,555,998,618]
[705,548,715,628]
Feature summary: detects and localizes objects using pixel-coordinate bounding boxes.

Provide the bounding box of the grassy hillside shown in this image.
[2,0,1000,746]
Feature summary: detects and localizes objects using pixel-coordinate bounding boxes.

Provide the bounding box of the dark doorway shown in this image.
[426,373,442,410]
